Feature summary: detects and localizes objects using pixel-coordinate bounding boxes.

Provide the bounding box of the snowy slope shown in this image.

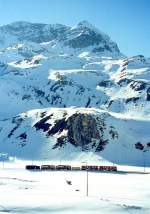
[0,107,150,166]
[0,21,150,165]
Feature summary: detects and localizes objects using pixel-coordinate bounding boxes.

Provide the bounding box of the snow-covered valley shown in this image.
[0,161,150,214]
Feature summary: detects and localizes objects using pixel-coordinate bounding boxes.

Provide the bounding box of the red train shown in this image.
[26,164,117,172]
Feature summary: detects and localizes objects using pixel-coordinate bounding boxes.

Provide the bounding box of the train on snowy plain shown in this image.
[25,164,117,172]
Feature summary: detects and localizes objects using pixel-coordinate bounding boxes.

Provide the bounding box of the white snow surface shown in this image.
[0,160,149,214]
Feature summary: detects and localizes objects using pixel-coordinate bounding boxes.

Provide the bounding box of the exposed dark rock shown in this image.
[67,113,100,149]
[85,98,91,107]
[47,117,67,136]
[18,142,26,147]
[8,117,23,138]
[0,62,8,75]
[50,80,73,92]
[93,47,105,52]
[95,139,109,152]
[135,142,144,150]
[19,132,27,139]
[40,111,47,118]
[104,44,112,52]
[50,95,62,105]
[52,136,67,149]
[109,128,118,139]
[129,55,145,63]
[34,88,45,97]
[22,94,32,100]
[117,78,132,87]
[108,100,114,107]
[34,114,53,132]
[147,142,150,147]
[130,80,146,91]
[75,86,85,95]
[98,80,113,88]
[125,97,140,103]
[146,87,150,101]
[17,132,27,140]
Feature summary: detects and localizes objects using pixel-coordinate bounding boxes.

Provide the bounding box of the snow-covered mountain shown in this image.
[0,21,150,165]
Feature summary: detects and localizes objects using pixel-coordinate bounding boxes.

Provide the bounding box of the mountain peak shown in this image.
[71,20,100,33]
[77,20,96,29]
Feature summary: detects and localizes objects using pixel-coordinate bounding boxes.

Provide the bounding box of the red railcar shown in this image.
[98,166,117,171]
[110,166,117,171]
[56,165,71,170]
[41,165,55,170]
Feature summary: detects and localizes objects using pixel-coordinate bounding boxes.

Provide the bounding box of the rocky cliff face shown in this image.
[33,111,115,151]
[0,108,149,165]
[0,21,150,165]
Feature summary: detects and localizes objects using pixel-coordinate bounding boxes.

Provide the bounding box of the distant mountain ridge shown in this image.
[0,20,120,54]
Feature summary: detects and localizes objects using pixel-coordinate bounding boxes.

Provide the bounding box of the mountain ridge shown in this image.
[0,21,149,165]
[0,20,121,55]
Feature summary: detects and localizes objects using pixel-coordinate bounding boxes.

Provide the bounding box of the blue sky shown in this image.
[0,0,149,57]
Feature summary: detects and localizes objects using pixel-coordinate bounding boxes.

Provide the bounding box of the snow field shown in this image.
[0,162,150,213]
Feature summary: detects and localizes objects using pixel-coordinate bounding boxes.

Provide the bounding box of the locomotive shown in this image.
[26,165,40,170]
